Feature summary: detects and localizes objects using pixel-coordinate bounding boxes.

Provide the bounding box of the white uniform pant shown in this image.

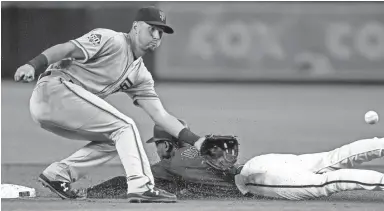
[235,137,384,200]
[29,74,154,193]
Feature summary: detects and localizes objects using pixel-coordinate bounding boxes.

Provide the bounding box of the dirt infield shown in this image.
[2,198,384,211]
[2,81,384,210]
[1,165,384,211]
[1,164,384,211]
[2,192,384,211]
[1,163,384,211]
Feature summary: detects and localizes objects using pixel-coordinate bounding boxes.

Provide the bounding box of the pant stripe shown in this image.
[61,81,150,187]
[245,180,384,188]
[315,148,383,173]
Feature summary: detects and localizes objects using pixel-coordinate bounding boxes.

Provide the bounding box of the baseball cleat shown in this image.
[126,187,177,203]
[38,173,78,199]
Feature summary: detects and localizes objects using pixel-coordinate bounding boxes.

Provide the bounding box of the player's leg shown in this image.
[320,168,384,192]
[297,137,384,173]
[29,78,165,199]
[241,168,384,200]
[42,141,117,183]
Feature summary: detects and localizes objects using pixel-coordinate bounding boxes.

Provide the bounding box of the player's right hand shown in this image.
[14,64,36,82]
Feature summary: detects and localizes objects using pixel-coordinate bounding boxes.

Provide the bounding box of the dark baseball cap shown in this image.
[135,6,174,34]
[146,119,188,143]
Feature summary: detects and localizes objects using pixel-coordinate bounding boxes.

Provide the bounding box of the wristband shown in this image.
[27,54,49,74]
[178,128,200,145]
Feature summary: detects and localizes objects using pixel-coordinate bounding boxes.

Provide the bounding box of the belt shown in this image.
[38,70,73,83]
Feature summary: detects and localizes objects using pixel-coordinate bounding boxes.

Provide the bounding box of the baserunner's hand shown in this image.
[14,64,36,83]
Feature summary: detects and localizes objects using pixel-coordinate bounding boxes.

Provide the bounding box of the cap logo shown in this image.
[159,10,165,22]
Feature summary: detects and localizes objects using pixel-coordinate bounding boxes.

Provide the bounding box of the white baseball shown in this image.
[364,111,379,124]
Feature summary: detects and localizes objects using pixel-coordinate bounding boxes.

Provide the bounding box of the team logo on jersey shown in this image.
[113,77,133,93]
[181,147,199,159]
[159,11,165,22]
[87,33,102,46]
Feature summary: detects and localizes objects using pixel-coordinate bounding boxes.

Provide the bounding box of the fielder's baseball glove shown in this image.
[200,135,239,171]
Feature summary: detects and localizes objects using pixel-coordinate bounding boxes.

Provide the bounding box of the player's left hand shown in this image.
[14,64,36,83]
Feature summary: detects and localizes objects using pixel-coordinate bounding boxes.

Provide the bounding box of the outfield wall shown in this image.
[156,2,384,82]
[1,2,156,79]
[2,2,384,82]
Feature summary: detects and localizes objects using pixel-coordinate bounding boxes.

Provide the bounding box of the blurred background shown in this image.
[2,1,384,187]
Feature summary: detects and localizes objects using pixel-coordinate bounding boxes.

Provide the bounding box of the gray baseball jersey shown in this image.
[49,28,158,103]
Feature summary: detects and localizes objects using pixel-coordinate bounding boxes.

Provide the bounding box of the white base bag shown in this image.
[1,184,36,198]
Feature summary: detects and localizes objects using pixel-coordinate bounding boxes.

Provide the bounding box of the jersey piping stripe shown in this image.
[61,81,151,190]
[95,33,143,96]
[245,180,384,188]
[133,94,159,99]
[96,59,140,96]
[70,40,89,63]
[132,94,159,106]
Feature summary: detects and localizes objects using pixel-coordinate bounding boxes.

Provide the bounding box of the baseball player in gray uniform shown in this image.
[13,6,205,203]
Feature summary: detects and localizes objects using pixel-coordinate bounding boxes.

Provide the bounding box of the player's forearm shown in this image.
[152,112,201,145]
[152,112,185,138]
[139,98,201,145]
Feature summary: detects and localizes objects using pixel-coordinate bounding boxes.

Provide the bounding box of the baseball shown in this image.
[364,111,379,124]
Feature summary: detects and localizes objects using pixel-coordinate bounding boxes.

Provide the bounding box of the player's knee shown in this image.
[110,118,137,141]
[374,137,384,143]
[370,137,384,150]
[29,103,51,125]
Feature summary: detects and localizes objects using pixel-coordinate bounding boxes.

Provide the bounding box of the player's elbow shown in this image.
[42,42,84,63]
[65,42,86,60]
[53,42,85,60]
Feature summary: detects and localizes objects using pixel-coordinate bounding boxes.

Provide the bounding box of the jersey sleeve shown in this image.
[70,28,120,63]
[234,174,250,195]
[124,68,159,106]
